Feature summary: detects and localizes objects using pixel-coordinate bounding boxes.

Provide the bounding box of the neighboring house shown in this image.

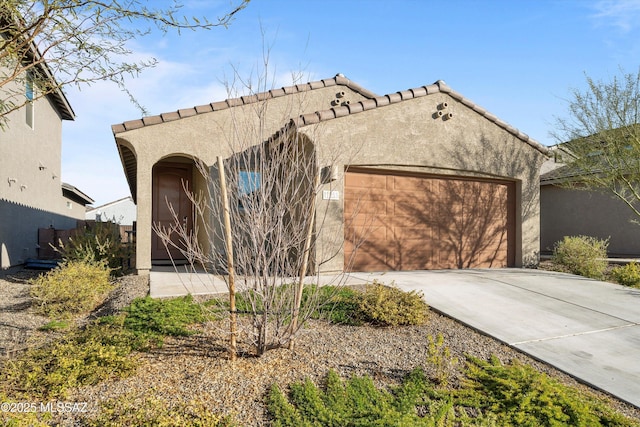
[540,148,640,256]
[0,35,93,269]
[86,196,136,225]
[112,74,549,275]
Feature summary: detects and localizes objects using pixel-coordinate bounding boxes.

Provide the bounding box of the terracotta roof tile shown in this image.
[142,115,163,126]
[460,98,475,108]
[411,87,427,97]
[494,119,509,129]
[387,93,402,104]
[374,96,390,107]
[241,94,258,104]
[290,116,304,128]
[226,97,243,107]
[161,111,180,122]
[447,90,464,101]
[111,123,126,134]
[333,106,350,118]
[123,119,144,131]
[398,90,413,100]
[178,108,197,118]
[321,78,337,87]
[301,112,320,125]
[436,80,451,93]
[257,92,272,101]
[211,101,228,111]
[309,80,324,89]
[360,99,377,111]
[283,85,297,94]
[195,104,213,114]
[425,83,440,94]
[295,83,311,92]
[347,102,364,114]
[484,112,498,123]
[472,105,487,115]
[269,88,286,98]
[318,109,336,121]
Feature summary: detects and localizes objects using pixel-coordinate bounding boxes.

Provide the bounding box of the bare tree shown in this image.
[551,68,640,220]
[0,0,249,126]
[154,66,355,357]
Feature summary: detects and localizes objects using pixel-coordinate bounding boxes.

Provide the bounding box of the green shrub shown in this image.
[426,334,459,386]
[611,262,640,287]
[267,369,437,427]
[308,285,362,325]
[38,320,71,332]
[268,361,639,427]
[83,392,235,427]
[56,221,127,274]
[459,355,636,427]
[122,295,204,345]
[552,235,609,279]
[1,323,139,399]
[355,281,429,326]
[29,260,114,318]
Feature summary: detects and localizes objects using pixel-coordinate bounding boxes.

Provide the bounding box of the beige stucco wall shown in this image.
[541,184,640,256]
[116,85,370,274]
[302,93,546,272]
[1,76,80,268]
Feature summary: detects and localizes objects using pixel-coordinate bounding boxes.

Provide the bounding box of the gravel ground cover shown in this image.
[2,268,640,426]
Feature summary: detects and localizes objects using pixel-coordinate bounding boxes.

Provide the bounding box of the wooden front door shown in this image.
[152,163,193,261]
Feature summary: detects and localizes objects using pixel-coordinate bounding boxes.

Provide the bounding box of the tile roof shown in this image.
[112,74,549,156]
[287,80,549,155]
[111,74,377,134]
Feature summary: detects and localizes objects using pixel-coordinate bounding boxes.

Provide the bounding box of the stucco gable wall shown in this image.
[115,85,370,169]
[300,93,547,271]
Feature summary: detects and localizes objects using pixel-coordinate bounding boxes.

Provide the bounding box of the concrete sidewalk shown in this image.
[350,268,640,408]
[149,266,369,298]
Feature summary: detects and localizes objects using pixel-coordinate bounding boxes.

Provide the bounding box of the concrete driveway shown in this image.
[349,268,640,408]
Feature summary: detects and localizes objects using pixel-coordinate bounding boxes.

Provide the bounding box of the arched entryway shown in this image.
[151,156,202,263]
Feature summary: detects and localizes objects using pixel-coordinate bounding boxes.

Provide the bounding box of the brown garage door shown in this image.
[344,169,515,272]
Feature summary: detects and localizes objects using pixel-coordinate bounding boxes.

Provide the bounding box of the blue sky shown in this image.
[61,0,640,206]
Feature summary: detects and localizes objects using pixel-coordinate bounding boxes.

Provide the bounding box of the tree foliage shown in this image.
[0,0,249,125]
[552,68,640,220]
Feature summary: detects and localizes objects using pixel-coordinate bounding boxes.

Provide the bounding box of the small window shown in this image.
[66,201,72,209]
[25,72,34,128]
[238,171,261,210]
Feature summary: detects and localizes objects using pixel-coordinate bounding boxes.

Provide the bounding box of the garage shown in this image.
[344,169,516,272]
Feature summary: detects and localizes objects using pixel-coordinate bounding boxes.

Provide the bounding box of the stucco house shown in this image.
[0,27,93,269]
[86,196,136,226]
[112,74,549,275]
[540,148,640,257]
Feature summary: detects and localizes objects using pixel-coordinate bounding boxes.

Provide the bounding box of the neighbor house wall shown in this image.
[540,185,640,256]
[86,197,137,225]
[302,92,547,272]
[0,68,82,268]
